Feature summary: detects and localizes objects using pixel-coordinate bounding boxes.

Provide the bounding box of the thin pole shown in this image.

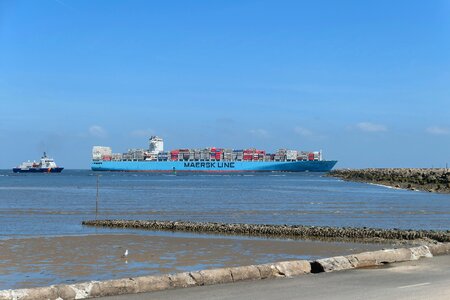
[96,174,99,219]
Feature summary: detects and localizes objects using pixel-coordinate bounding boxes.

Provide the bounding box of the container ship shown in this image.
[91,136,337,172]
[13,152,64,173]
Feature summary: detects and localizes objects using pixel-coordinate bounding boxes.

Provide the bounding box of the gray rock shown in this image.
[255,263,281,279]
[168,272,197,288]
[229,265,261,282]
[428,243,450,256]
[134,275,171,293]
[273,260,311,276]
[409,245,433,260]
[311,256,353,273]
[198,268,233,285]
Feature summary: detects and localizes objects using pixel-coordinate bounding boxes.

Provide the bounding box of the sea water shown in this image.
[0,170,449,289]
[0,170,449,239]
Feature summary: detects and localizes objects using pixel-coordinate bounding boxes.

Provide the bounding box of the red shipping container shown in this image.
[308,153,314,161]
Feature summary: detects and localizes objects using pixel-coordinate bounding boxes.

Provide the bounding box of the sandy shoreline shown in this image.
[0,233,395,290]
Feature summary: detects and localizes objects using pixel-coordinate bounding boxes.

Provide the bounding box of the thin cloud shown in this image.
[356,122,387,132]
[294,126,313,136]
[426,126,449,135]
[89,125,107,138]
[249,129,269,138]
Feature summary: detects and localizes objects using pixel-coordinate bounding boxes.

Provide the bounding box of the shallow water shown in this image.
[0,170,449,239]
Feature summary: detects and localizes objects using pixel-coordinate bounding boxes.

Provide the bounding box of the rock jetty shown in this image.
[329,168,450,193]
[82,220,450,243]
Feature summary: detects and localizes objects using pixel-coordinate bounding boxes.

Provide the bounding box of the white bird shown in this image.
[121,249,128,258]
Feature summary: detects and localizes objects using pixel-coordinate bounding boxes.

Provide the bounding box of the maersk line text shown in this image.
[184,162,236,168]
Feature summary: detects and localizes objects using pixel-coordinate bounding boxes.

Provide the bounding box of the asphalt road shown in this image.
[104,255,450,300]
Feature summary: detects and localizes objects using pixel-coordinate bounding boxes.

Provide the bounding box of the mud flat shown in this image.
[0,233,393,290]
[329,168,450,193]
[1,241,448,300]
[1,220,448,298]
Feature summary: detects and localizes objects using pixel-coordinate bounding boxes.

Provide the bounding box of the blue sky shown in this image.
[1,0,449,168]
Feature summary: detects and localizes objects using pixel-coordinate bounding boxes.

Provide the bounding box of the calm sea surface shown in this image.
[0,170,449,289]
[0,169,449,238]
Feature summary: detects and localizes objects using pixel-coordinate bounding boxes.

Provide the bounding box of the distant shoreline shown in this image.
[328,168,450,194]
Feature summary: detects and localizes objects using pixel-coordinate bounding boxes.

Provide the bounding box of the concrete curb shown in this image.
[428,242,450,255]
[1,243,448,300]
[311,245,433,273]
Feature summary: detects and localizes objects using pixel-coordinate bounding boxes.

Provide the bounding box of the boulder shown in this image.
[168,272,197,288]
[70,281,97,299]
[409,245,432,260]
[428,243,450,256]
[88,278,137,297]
[311,256,354,273]
[134,275,171,293]
[274,260,311,276]
[198,268,233,285]
[188,271,205,286]
[349,248,412,268]
[255,263,282,279]
[54,284,77,299]
[9,287,58,300]
[229,265,261,282]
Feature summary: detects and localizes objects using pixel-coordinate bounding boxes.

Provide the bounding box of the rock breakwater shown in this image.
[81,220,450,243]
[329,168,450,193]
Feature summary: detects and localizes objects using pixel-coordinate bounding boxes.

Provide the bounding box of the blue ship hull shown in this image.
[12,167,64,173]
[91,160,337,172]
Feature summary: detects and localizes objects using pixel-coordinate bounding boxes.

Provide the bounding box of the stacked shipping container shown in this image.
[93,145,322,163]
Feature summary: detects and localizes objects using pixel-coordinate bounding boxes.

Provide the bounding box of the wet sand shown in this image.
[0,233,395,289]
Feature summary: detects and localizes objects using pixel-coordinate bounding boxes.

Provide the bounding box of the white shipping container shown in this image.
[286,150,298,160]
[313,151,320,161]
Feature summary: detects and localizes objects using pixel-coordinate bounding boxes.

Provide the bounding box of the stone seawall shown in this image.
[81,220,450,243]
[329,168,450,193]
